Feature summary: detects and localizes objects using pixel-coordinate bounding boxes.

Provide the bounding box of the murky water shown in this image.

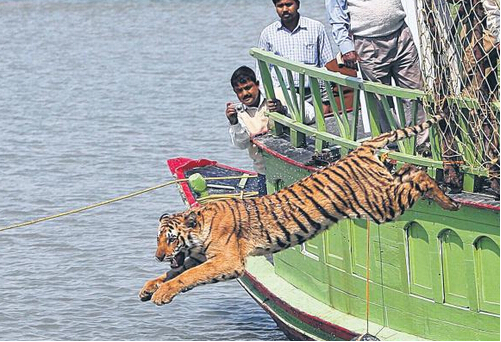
[0,0,331,340]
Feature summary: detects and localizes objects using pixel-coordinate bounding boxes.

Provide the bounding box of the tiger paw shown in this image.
[151,284,176,305]
[139,279,161,302]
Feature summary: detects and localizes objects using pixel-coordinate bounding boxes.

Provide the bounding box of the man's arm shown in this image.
[226,102,251,149]
[325,0,353,54]
[325,0,359,69]
[229,123,251,149]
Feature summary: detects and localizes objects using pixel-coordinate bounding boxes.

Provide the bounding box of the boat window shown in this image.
[440,229,469,308]
[474,237,500,315]
[406,222,434,299]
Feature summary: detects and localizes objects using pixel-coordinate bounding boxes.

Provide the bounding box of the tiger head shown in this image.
[155,210,199,268]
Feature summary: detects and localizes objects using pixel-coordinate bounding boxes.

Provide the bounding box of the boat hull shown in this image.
[166,156,500,341]
[253,145,500,341]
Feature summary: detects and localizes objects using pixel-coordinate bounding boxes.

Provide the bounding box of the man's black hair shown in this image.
[230,66,258,88]
[272,0,300,4]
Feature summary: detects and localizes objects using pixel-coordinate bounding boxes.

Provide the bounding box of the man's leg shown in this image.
[392,24,428,146]
[355,36,394,134]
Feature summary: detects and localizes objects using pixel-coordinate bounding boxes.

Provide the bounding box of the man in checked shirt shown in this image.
[256,0,335,110]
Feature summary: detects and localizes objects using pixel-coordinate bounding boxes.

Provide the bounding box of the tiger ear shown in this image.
[184,211,197,229]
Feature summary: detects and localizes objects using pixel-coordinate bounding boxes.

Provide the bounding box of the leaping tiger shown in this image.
[139,115,459,305]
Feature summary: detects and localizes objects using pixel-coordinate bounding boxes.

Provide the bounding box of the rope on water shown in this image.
[0,174,256,233]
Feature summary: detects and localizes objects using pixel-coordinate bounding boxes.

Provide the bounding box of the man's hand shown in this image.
[266,99,286,114]
[341,51,360,70]
[225,102,238,125]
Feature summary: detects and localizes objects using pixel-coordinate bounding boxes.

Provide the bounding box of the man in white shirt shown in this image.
[226,66,315,195]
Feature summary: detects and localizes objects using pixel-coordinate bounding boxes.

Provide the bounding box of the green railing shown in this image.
[250,48,498,191]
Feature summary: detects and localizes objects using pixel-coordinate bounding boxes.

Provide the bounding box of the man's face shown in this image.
[233,80,260,107]
[275,0,299,25]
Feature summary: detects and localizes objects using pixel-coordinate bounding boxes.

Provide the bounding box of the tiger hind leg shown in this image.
[393,164,460,211]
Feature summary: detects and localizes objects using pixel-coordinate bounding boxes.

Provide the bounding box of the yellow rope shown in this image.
[0,174,257,233]
[198,191,259,204]
[365,217,371,334]
[356,218,372,341]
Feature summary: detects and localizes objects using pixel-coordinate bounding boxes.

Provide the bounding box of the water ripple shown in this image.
[0,0,331,340]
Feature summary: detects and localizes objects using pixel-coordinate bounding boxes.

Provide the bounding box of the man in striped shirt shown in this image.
[256,0,334,103]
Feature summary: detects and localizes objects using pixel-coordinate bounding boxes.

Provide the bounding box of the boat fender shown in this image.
[188,173,209,198]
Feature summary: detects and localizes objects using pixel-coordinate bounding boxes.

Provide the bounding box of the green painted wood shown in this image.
[396,98,407,134]
[304,234,323,259]
[379,223,411,295]
[325,222,351,271]
[440,230,469,307]
[350,88,360,141]
[364,92,382,137]
[243,256,433,341]
[272,65,306,147]
[361,81,424,99]
[251,48,495,180]
[267,111,491,177]
[250,48,363,90]
[380,95,408,153]
[326,83,348,138]
[238,274,342,341]
[463,173,477,192]
[252,48,496,113]
[464,242,480,312]
[286,70,300,115]
[428,122,441,176]
[395,98,412,152]
[410,100,419,151]
[261,152,500,341]
[252,49,499,341]
[309,77,327,152]
[455,107,482,168]
[273,65,297,120]
[475,237,500,314]
[257,59,283,136]
[299,73,306,122]
[336,85,351,133]
[407,223,434,299]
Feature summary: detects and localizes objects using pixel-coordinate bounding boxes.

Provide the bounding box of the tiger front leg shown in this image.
[151,257,245,306]
[139,273,168,302]
[139,256,205,301]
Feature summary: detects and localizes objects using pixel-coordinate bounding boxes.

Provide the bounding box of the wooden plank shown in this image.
[336,85,351,132]
[257,59,283,136]
[380,95,407,153]
[309,77,327,151]
[325,82,348,138]
[286,70,300,114]
[364,92,382,137]
[273,65,305,147]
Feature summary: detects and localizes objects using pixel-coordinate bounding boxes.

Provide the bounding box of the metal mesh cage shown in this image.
[416,0,500,193]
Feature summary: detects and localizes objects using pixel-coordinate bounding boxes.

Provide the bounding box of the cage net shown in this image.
[416,0,500,194]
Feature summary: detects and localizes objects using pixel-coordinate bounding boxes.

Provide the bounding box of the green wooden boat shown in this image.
[234,3,500,338]
[170,3,498,339]
[167,153,499,341]
[239,137,499,341]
